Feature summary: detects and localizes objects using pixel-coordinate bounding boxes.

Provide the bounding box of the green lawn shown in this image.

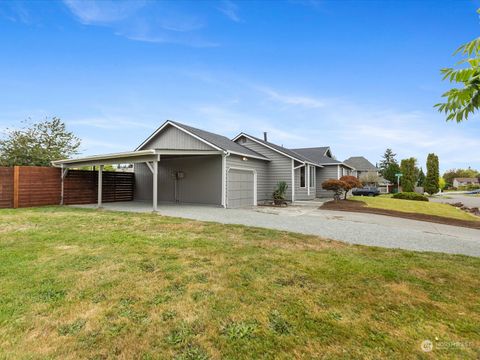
[351,196,480,221]
[1,207,479,359]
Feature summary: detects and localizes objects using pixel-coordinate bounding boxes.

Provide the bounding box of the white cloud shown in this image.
[258,87,326,109]
[62,0,145,24]
[217,1,241,22]
[68,117,152,130]
[62,0,215,47]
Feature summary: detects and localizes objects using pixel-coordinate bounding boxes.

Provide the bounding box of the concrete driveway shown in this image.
[430,193,480,208]
[74,201,480,257]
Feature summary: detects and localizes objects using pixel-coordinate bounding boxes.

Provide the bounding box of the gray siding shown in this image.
[316,164,339,198]
[139,125,214,151]
[226,154,269,201]
[134,155,222,205]
[316,164,353,198]
[234,137,293,201]
[294,164,316,201]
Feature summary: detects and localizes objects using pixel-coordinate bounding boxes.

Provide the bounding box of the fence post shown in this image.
[13,166,20,208]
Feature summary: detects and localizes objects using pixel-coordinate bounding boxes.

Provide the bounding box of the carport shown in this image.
[52,149,224,212]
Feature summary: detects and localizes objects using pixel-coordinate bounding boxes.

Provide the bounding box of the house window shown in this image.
[300,166,306,188]
[309,166,315,187]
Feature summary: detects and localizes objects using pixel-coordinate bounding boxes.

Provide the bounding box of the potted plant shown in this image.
[273,181,288,206]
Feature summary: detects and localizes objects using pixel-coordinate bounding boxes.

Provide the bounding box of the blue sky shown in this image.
[0,0,479,172]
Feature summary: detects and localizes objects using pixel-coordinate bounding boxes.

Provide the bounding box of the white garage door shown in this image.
[227,169,255,208]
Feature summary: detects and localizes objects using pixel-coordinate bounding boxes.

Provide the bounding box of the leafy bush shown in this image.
[392,192,429,201]
[321,179,346,201]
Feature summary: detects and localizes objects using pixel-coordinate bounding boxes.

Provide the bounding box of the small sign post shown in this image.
[395,173,403,191]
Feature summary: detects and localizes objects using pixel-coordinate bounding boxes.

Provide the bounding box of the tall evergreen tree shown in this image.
[383,162,401,184]
[417,167,426,187]
[400,158,417,192]
[379,148,397,176]
[424,153,440,195]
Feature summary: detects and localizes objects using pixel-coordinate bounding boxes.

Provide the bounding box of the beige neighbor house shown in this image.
[53,120,359,209]
[344,156,391,193]
[453,178,479,188]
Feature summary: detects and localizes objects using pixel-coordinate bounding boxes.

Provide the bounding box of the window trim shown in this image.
[300,166,306,188]
[309,165,315,188]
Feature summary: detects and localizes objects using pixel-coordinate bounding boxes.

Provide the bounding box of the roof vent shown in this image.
[263,132,268,141]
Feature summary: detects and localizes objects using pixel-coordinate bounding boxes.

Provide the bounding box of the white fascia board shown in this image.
[135,120,223,152]
[51,150,158,167]
[233,133,304,163]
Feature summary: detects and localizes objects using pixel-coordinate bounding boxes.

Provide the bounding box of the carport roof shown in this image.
[51,149,225,168]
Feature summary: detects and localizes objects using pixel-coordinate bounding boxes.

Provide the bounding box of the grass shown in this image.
[351,196,480,221]
[0,207,479,359]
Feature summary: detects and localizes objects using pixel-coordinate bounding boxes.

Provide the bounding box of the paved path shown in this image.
[74,201,480,257]
[429,193,480,208]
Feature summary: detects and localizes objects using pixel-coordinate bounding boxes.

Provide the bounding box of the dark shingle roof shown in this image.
[344,156,378,171]
[169,121,269,160]
[237,133,322,166]
[292,147,343,166]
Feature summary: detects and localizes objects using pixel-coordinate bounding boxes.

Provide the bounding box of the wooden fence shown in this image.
[0,166,134,209]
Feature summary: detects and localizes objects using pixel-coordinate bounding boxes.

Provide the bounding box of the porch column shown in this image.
[291,159,295,202]
[307,165,310,196]
[97,165,103,208]
[152,158,158,212]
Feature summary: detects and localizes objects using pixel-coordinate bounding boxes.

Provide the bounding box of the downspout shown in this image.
[222,151,230,208]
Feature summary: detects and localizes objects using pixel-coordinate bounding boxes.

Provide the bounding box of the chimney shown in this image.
[263,132,268,141]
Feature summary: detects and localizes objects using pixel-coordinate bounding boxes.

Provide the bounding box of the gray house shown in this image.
[53,120,358,209]
[344,156,378,178]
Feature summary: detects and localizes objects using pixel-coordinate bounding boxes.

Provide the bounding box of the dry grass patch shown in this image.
[0,207,479,359]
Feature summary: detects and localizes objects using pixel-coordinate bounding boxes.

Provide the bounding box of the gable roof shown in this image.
[344,156,378,171]
[232,133,322,166]
[136,121,269,161]
[293,147,355,169]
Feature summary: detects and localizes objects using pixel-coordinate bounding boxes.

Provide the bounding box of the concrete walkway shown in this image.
[429,193,480,208]
[73,201,480,257]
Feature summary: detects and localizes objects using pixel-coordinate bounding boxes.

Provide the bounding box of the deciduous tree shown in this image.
[0,117,81,166]
[339,175,362,200]
[322,179,346,202]
[359,171,381,186]
[436,11,480,122]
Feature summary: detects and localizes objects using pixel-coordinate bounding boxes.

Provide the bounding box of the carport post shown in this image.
[97,165,103,208]
[152,158,158,212]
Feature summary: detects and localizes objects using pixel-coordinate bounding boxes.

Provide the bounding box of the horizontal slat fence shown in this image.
[0,167,14,208]
[0,166,134,208]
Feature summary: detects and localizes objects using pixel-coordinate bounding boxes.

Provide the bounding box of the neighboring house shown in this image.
[453,177,479,188]
[344,156,378,178]
[344,156,391,193]
[53,120,361,209]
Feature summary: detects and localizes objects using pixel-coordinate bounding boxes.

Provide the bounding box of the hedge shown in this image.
[392,192,429,201]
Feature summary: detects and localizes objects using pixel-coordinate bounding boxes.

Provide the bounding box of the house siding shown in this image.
[316,165,339,198]
[316,164,354,197]
[134,155,222,205]
[139,125,215,151]
[226,154,269,202]
[234,137,293,201]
